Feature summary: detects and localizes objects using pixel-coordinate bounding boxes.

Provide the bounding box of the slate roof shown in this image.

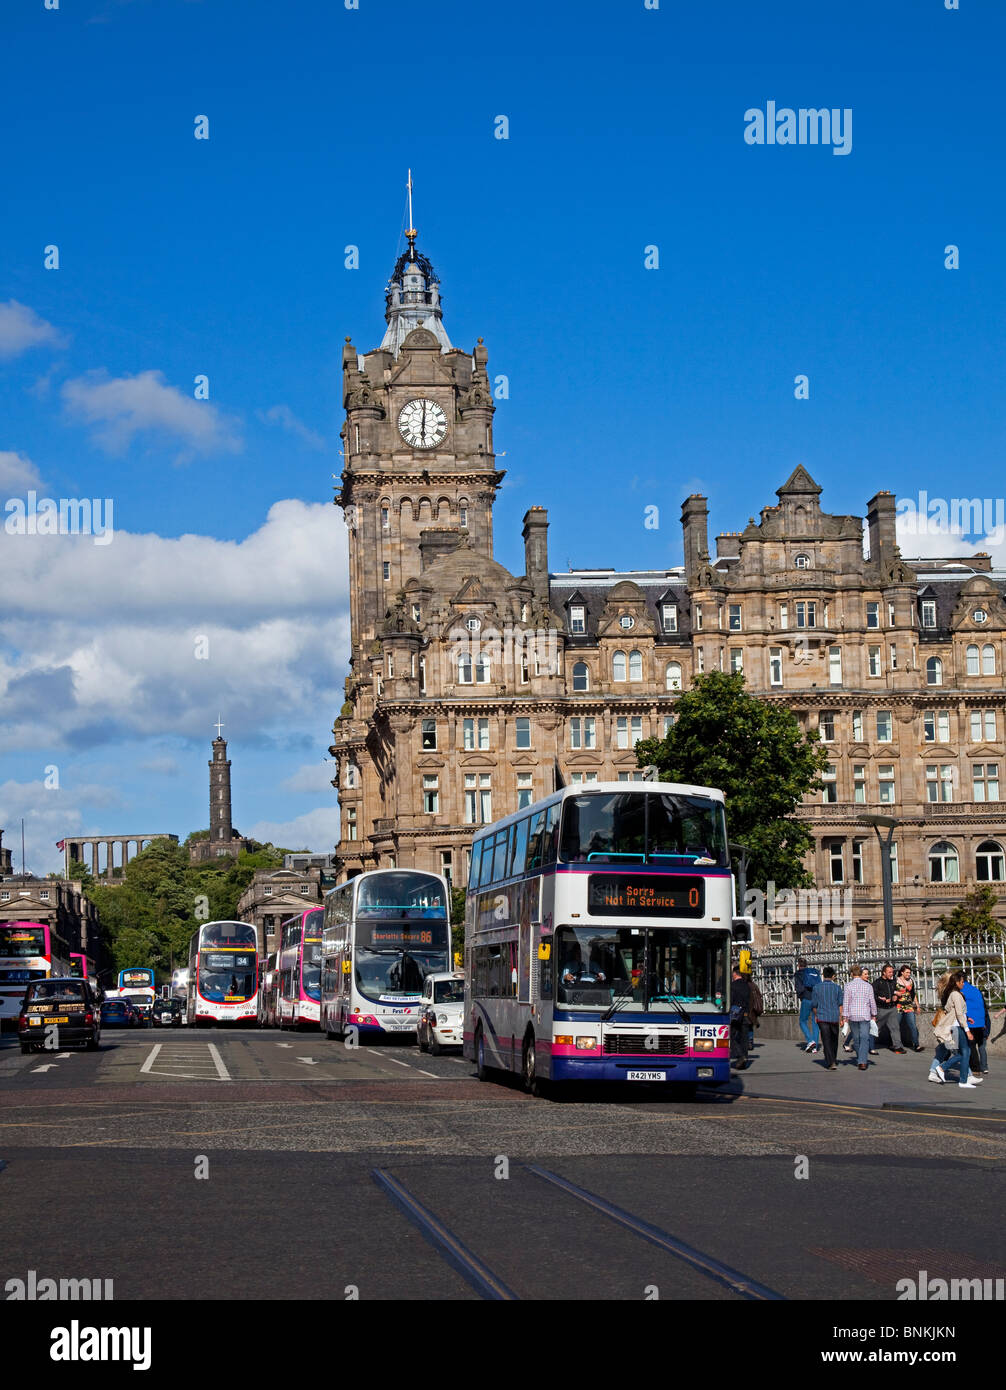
[548,570,691,643]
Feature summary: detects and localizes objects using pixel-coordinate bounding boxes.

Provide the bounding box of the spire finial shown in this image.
[405,168,417,260]
[214,715,224,739]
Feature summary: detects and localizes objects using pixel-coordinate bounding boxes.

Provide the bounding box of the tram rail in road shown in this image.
[372,1164,786,1302]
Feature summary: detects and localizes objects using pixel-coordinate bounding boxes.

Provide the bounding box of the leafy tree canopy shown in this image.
[634,671,829,893]
[938,884,1004,940]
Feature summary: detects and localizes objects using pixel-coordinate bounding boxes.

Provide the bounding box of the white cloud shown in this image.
[257,404,327,451]
[62,369,242,459]
[0,301,67,359]
[0,500,351,751]
[246,807,340,854]
[0,450,45,496]
[897,517,1006,567]
[281,762,338,795]
[0,777,125,877]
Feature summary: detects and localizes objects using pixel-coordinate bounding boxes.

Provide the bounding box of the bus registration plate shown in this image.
[627,1070,666,1081]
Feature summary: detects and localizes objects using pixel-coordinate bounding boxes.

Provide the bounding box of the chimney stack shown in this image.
[522,507,549,601]
[866,491,897,569]
[681,495,709,578]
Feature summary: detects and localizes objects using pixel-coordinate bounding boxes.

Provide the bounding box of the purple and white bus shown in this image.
[463,783,736,1098]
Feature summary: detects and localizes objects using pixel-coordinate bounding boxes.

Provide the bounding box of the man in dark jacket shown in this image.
[730,967,751,1070]
[794,958,821,1053]
[873,964,905,1053]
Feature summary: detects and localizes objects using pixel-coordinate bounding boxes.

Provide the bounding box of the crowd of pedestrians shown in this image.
[791,956,998,1086]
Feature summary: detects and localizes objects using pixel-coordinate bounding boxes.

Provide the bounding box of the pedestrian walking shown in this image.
[931,971,979,1089]
[959,971,990,1076]
[873,963,905,1053]
[810,965,842,1070]
[794,957,822,1053]
[842,965,877,1069]
[746,972,764,1051]
[893,964,924,1052]
[730,966,752,1070]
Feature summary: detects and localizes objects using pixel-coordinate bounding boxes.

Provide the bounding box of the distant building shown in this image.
[189,729,252,863]
[235,866,324,956]
[0,875,102,974]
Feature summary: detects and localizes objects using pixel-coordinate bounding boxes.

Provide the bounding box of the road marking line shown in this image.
[207,1043,230,1081]
[413,1067,439,1078]
[139,1045,162,1074]
[31,1065,58,1073]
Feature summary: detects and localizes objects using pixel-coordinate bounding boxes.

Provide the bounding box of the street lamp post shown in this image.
[858,813,899,951]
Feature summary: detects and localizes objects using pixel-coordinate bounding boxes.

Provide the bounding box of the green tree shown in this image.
[634,671,829,893]
[937,884,1003,940]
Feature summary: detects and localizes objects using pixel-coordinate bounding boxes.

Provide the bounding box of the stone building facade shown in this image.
[235,867,324,957]
[330,234,1006,949]
[0,876,102,972]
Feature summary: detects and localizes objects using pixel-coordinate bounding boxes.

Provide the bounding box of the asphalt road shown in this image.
[1,1027,1002,1302]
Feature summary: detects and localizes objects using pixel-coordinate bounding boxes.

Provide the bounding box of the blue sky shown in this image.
[2,0,1003,873]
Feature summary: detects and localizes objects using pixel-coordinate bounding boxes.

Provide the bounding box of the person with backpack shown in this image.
[730,966,752,1070]
[746,973,764,1052]
[793,957,821,1053]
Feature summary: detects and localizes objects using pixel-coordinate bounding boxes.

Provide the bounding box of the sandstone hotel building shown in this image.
[329,230,1006,949]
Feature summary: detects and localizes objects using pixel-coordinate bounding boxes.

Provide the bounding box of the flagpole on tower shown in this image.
[405,168,417,259]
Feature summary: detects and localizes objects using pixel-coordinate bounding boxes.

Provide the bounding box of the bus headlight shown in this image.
[575,1036,598,1050]
[693,1038,715,1051]
[438,1013,449,1024]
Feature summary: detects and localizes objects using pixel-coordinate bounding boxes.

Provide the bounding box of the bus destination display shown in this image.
[361,924,448,951]
[587,875,705,917]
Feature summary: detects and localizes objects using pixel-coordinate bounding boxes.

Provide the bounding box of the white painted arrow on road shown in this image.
[276,1043,292,1048]
[31,1065,58,1073]
[296,1057,320,1065]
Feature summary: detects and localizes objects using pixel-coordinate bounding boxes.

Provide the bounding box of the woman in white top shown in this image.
[929,971,978,1088]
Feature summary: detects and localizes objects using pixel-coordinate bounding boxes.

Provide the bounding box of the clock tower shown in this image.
[336,226,505,667]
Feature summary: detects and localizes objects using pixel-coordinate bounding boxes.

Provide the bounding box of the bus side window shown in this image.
[492,827,510,882]
[479,841,495,889]
[526,811,546,871]
[510,817,529,877]
[542,803,559,866]
[469,840,483,891]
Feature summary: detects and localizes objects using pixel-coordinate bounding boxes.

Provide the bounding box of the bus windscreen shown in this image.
[356,871,447,918]
[0,927,47,957]
[199,950,256,1001]
[354,919,450,999]
[559,791,729,868]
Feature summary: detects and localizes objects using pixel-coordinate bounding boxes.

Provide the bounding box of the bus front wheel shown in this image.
[522,1032,542,1098]
[475,1028,490,1082]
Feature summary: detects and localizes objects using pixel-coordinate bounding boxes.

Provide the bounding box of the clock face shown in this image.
[399,398,448,450]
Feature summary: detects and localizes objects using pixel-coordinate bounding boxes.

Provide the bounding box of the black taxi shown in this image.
[18,977,101,1053]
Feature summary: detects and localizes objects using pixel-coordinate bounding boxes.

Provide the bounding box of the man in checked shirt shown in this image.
[842,965,877,1070]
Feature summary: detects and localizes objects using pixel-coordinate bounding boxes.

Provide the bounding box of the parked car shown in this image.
[416,972,465,1055]
[19,978,101,1052]
[152,998,183,1028]
[100,999,138,1028]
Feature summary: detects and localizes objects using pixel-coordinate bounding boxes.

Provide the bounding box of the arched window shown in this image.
[983,644,996,675]
[572,661,589,692]
[976,840,1006,882]
[665,662,682,691]
[458,653,472,683]
[928,841,960,884]
[794,552,810,569]
[628,650,643,681]
[966,644,980,676]
[613,650,627,682]
[926,656,943,686]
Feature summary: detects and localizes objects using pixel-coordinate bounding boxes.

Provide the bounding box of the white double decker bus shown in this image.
[320,870,451,1039]
[463,783,736,1098]
[185,920,259,1026]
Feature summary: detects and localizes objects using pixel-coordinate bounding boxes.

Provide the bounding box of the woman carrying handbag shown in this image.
[928,971,979,1088]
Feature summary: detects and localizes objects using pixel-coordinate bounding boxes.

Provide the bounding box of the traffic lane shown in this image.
[0,1147,478,1302]
[536,1152,1006,1301]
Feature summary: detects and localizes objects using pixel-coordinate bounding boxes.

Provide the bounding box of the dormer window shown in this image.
[973,609,988,624]
[921,600,937,629]
[794,553,811,569]
[619,615,635,630]
[569,605,586,634]
[660,603,677,633]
